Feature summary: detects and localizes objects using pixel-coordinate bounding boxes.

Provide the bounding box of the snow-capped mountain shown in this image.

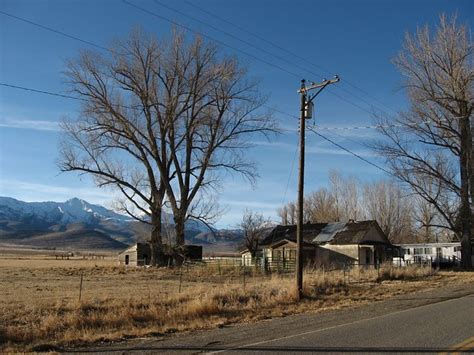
[0,196,244,251]
[0,196,132,225]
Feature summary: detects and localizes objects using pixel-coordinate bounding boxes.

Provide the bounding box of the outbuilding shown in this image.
[118,243,151,266]
[118,243,203,266]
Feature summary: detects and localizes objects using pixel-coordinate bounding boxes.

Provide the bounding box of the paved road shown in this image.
[74,283,474,354]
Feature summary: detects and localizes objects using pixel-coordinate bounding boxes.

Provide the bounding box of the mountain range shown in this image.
[0,196,244,252]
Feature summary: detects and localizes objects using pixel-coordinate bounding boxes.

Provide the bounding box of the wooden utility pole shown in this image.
[296,79,306,299]
[296,76,340,299]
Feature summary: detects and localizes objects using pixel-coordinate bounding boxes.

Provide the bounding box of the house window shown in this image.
[289,250,296,260]
[414,248,424,255]
[404,248,411,255]
[424,248,432,254]
[125,255,129,265]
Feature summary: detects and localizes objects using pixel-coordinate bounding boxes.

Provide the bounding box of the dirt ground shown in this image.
[1,251,473,352]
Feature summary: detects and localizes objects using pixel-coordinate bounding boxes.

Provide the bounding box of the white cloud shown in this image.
[253,140,376,158]
[222,199,281,210]
[0,179,115,206]
[0,118,61,132]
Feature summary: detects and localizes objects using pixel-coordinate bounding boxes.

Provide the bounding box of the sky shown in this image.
[0,0,472,228]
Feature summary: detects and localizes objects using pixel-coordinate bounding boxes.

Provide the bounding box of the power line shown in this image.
[0,82,87,102]
[0,81,425,134]
[125,0,388,117]
[122,0,302,79]
[155,0,385,116]
[0,10,110,53]
[182,0,398,116]
[0,82,146,110]
[1,80,393,175]
[307,126,392,175]
[1,4,390,119]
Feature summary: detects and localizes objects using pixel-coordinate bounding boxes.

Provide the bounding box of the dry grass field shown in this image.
[1,251,473,352]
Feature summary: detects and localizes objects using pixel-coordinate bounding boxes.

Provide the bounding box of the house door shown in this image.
[125,255,129,265]
[365,249,370,266]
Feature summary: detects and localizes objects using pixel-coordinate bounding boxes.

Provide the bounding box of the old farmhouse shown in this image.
[241,220,395,270]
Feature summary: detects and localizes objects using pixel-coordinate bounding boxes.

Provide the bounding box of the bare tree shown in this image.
[277,202,297,225]
[374,15,473,267]
[412,181,441,242]
[304,188,339,223]
[239,209,269,258]
[60,29,276,264]
[329,170,360,222]
[362,180,413,243]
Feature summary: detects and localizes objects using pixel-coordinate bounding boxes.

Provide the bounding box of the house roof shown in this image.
[315,221,390,244]
[260,220,391,247]
[260,223,327,246]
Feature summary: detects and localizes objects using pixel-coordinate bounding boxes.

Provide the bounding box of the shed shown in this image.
[118,243,203,266]
[118,243,151,266]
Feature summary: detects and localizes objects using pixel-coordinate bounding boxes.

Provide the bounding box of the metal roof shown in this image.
[312,222,347,243]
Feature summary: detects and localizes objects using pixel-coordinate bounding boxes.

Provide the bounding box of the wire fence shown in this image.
[194,255,459,275]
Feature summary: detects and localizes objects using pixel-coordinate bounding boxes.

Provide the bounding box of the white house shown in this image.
[395,242,461,266]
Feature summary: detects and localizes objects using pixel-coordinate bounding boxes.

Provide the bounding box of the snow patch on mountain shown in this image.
[0,196,132,225]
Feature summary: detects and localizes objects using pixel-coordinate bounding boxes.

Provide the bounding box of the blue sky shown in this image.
[0,0,472,227]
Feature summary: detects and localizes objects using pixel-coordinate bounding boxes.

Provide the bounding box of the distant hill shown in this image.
[0,196,244,251]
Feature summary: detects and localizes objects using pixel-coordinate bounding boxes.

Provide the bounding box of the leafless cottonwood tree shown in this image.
[329,170,360,222]
[239,209,269,258]
[362,180,413,243]
[277,202,297,225]
[60,30,276,264]
[277,172,360,225]
[373,15,473,267]
[304,188,339,223]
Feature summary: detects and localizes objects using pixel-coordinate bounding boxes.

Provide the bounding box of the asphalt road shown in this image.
[74,282,474,354]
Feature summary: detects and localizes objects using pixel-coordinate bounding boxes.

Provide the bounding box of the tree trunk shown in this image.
[149,211,164,266]
[173,213,186,266]
[459,112,472,269]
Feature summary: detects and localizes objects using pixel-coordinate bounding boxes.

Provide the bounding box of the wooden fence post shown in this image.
[78,272,83,302]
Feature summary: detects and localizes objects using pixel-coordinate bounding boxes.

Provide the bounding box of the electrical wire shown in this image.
[182,0,398,116]
[307,126,392,175]
[125,0,388,117]
[154,0,387,116]
[1,81,393,175]
[0,82,427,135]
[1,5,388,121]
[0,82,87,102]
[0,10,111,53]
[122,0,302,79]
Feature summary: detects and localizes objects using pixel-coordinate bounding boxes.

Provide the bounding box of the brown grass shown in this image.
[0,254,472,352]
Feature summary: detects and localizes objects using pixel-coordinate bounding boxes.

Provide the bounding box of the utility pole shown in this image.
[296,76,340,299]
